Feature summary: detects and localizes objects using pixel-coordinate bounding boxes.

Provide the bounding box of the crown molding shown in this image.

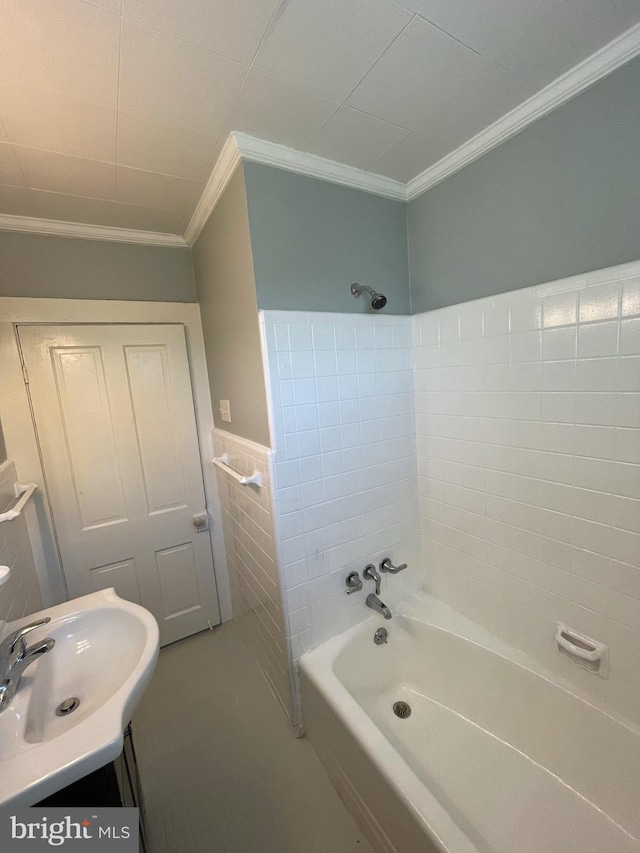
[183,133,243,246]
[1,25,638,246]
[199,26,640,217]
[233,132,407,202]
[183,131,406,246]
[406,21,640,200]
[0,213,188,247]
[187,19,640,234]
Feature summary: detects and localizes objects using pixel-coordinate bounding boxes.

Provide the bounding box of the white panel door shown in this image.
[19,324,220,645]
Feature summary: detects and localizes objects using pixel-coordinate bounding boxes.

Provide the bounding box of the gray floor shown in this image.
[133,621,375,853]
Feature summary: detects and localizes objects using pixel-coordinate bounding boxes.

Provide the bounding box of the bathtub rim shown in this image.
[300,600,482,853]
[299,593,639,853]
[304,592,640,738]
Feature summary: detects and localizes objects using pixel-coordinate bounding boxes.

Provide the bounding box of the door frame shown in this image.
[0,297,231,622]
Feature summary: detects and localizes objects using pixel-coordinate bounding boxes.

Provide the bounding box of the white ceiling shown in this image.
[0,0,638,237]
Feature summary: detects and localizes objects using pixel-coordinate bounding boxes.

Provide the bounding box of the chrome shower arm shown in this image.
[350,282,388,310]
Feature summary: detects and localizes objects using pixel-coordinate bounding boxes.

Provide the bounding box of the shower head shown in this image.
[350,282,388,310]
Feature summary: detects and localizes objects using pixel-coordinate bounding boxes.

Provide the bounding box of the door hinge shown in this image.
[21,363,29,385]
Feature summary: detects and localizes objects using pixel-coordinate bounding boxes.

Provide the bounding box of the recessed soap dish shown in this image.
[556,623,609,678]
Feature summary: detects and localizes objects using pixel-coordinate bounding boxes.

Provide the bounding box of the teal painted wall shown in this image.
[192,165,271,447]
[0,231,196,301]
[408,57,640,312]
[243,162,410,315]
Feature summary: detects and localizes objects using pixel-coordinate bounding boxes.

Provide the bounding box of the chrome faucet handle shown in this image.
[379,558,408,575]
[363,564,381,596]
[0,635,54,714]
[10,637,55,674]
[345,571,363,595]
[0,617,51,667]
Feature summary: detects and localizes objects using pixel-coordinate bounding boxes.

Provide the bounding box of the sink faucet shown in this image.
[365,594,392,620]
[0,617,55,714]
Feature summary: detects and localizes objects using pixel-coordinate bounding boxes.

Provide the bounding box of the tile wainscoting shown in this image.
[232,260,639,730]
[211,429,292,723]
[414,260,640,722]
[0,459,43,626]
[260,310,421,678]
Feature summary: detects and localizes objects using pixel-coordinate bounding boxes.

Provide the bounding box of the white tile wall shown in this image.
[0,459,43,628]
[414,261,640,722]
[261,310,421,669]
[211,429,292,723]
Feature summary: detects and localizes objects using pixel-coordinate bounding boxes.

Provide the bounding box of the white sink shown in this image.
[0,588,159,807]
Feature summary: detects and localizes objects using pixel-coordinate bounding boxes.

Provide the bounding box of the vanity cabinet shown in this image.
[35,724,148,851]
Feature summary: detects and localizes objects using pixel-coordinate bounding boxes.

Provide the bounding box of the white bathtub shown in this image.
[300,594,640,853]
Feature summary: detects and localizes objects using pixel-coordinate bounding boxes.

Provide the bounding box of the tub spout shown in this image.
[366,594,392,620]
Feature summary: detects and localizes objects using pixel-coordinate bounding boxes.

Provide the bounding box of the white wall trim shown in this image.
[0,213,188,247]
[406,21,640,200]
[0,297,232,623]
[184,133,243,246]
[211,426,272,462]
[187,26,640,225]
[233,132,407,202]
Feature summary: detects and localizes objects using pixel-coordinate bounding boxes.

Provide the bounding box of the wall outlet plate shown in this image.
[219,400,231,423]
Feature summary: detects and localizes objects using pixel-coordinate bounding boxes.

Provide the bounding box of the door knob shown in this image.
[193,513,209,532]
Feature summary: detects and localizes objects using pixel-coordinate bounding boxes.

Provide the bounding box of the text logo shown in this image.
[1,809,138,850]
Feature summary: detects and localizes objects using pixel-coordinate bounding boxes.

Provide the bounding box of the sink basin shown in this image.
[0,588,159,807]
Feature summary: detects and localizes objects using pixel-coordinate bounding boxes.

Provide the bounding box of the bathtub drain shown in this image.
[393,701,411,719]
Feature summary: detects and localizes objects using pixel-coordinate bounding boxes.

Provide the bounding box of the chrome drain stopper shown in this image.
[393,701,411,719]
[56,697,80,716]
